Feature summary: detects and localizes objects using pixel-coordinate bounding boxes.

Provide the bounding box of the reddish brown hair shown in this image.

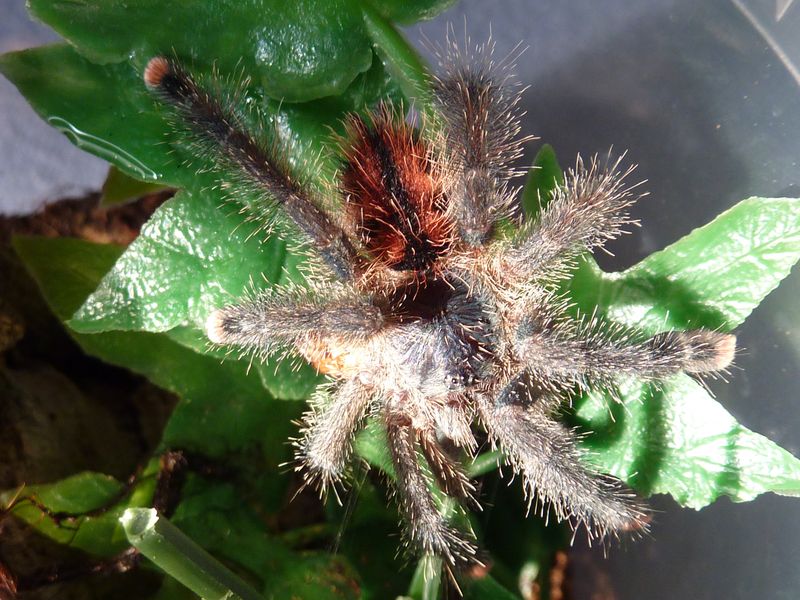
[341,107,453,274]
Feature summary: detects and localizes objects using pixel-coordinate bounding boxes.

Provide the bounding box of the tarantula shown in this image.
[143,44,735,574]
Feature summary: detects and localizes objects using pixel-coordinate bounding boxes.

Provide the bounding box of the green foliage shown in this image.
[1,466,158,557]
[0,42,401,188]
[568,197,800,331]
[101,166,168,206]
[27,0,413,102]
[521,143,564,217]
[3,0,800,598]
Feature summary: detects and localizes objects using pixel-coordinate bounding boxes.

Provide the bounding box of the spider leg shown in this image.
[206,286,384,356]
[385,409,480,569]
[295,379,374,492]
[499,155,641,282]
[143,57,361,281]
[477,382,648,538]
[432,40,527,246]
[416,429,480,510]
[515,314,736,388]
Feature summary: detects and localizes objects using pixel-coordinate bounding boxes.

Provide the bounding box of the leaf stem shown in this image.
[406,554,443,600]
[120,508,264,600]
[361,3,434,115]
[467,450,504,478]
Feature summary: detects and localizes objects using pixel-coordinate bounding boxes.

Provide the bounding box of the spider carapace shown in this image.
[143,44,735,578]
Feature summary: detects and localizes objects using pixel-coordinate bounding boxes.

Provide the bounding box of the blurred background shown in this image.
[2,0,799,598]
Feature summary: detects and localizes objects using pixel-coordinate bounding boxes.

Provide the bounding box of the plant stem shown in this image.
[406,554,443,600]
[361,3,434,116]
[120,508,264,600]
[467,450,504,478]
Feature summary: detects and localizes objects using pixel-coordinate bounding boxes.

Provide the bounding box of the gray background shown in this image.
[2,0,800,598]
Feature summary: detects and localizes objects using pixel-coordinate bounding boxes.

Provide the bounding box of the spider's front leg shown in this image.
[432,40,527,246]
[384,406,481,569]
[206,286,383,354]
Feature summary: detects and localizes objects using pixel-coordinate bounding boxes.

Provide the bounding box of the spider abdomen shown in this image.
[341,108,453,273]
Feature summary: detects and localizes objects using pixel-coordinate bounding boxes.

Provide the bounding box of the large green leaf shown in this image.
[0,45,209,188]
[578,376,800,508]
[568,197,800,332]
[69,190,285,334]
[66,189,322,400]
[28,0,374,102]
[25,0,453,104]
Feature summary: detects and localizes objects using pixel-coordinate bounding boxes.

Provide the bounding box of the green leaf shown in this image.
[578,376,800,508]
[101,166,169,206]
[257,360,324,402]
[569,197,800,332]
[28,0,374,103]
[461,576,521,600]
[567,196,800,508]
[1,467,158,557]
[521,144,564,219]
[362,3,433,112]
[355,418,394,477]
[367,0,459,24]
[12,235,295,456]
[10,235,126,322]
[264,553,361,599]
[66,188,324,400]
[70,190,287,334]
[0,45,201,187]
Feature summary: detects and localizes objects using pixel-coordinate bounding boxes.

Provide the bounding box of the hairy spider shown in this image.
[143,42,735,575]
